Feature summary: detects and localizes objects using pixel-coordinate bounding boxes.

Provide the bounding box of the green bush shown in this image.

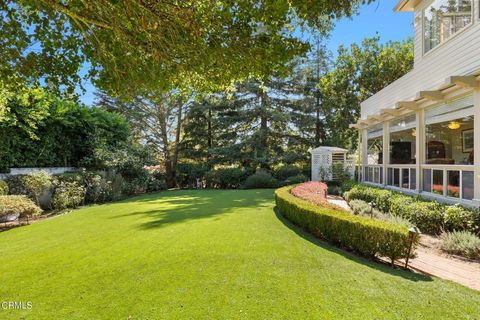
[275,186,417,263]
[284,174,308,185]
[274,165,301,181]
[388,194,415,217]
[5,175,30,196]
[206,167,253,189]
[441,231,480,259]
[52,180,86,210]
[340,180,358,194]
[81,172,114,203]
[444,206,477,232]
[349,199,373,216]
[0,195,42,220]
[0,180,8,195]
[243,172,279,189]
[345,184,480,235]
[24,171,53,207]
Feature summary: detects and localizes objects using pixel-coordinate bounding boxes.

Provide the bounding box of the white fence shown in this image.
[0,167,78,180]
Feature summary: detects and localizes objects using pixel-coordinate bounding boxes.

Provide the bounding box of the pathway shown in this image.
[327,195,480,291]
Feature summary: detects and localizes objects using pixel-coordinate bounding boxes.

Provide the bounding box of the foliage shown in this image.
[441,231,480,260]
[52,181,86,210]
[24,171,53,207]
[2,0,370,96]
[275,186,418,264]
[146,170,167,193]
[319,37,414,148]
[243,172,279,189]
[345,184,480,235]
[0,195,42,219]
[274,165,302,181]
[5,175,30,196]
[284,174,309,185]
[290,181,329,207]
[349,199,373,216]
[0,88,131,169]
[176,163,209,189]
[205,167,254,189]
[444,206,478,233]
[0,180,8,195]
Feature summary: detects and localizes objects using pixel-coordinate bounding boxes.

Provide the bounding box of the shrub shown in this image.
[388,194,415,217]
[5,174,30,196]
[0,195,42,221]
[243,172,279,189]
[349,199,373,216]
[284,174,308,185]
[0,180,8,195]
[275,186,417,264]
[176,163,209,188]
[52,180,86,210]
[24,171,53,207]
[398,201,444,235]
[345,184,472,235]
[340,180,358,194]
[274,165,301,181]
[441,231,480,259]
[444,205,477,233]
[290,182,329,207]
[82,172,114,203]
[206,167,253,189]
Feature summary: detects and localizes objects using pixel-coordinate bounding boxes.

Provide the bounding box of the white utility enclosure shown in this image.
[310,146,355,181]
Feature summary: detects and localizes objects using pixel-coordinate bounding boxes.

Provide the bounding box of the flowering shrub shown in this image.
[0,195,42,220]
[290,182,328,206]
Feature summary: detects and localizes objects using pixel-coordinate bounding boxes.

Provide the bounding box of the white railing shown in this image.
[386,165,417,190]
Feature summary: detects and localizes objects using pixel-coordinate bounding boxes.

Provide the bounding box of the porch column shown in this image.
[361,128,368,182]
[415,109,425,193]
[473,89,480,203]
[382,121,389,186]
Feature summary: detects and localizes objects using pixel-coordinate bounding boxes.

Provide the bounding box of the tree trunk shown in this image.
[259,89,269,169]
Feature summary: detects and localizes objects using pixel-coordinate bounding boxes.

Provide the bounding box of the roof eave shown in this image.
[394,0,419,12]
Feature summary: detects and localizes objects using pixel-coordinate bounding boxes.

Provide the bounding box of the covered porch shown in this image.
[352,74,480,206]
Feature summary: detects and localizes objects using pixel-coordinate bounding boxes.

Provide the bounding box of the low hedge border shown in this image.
[275,185,418,264]
[344,183,480,235]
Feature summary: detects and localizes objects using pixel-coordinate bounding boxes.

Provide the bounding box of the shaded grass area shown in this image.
[0,189,479,319]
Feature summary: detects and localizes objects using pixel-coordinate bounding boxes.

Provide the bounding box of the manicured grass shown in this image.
[0,189,479,319]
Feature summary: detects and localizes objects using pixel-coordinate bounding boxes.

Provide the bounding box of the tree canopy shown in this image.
[1,0,371,98]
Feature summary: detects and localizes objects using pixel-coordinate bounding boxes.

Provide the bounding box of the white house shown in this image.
[351,0,480,206]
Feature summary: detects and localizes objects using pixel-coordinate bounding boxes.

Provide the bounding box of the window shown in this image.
[424,0,473,53]
[389,115,416,164]
[367,125,383,165]
[425,96,474,165]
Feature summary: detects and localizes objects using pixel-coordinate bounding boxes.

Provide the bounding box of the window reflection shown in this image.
[424,0,472,53]
[390,115,416,164]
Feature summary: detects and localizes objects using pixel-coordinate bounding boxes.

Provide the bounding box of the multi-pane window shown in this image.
[424,0,472,53]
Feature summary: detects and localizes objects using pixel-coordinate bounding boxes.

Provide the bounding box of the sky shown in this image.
[77,0,414,106]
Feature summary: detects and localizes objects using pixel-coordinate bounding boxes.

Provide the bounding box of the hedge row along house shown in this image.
[351,0,480,206]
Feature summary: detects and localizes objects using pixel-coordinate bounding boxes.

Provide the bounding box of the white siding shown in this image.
[361,0,480,119]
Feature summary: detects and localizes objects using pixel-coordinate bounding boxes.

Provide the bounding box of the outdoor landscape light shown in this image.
[405,227,420,269]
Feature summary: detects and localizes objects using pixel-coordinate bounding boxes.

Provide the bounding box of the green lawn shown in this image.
[0,189,479,319]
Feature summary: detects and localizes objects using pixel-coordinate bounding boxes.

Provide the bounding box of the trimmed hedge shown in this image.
[275,186,417,264]
[345,184,480,235]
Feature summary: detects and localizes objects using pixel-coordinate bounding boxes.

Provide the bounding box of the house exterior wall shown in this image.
[361,0,480,119]
[357,0,480,206]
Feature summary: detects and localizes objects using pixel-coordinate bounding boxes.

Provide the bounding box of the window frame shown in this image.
[422,0,475,55]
